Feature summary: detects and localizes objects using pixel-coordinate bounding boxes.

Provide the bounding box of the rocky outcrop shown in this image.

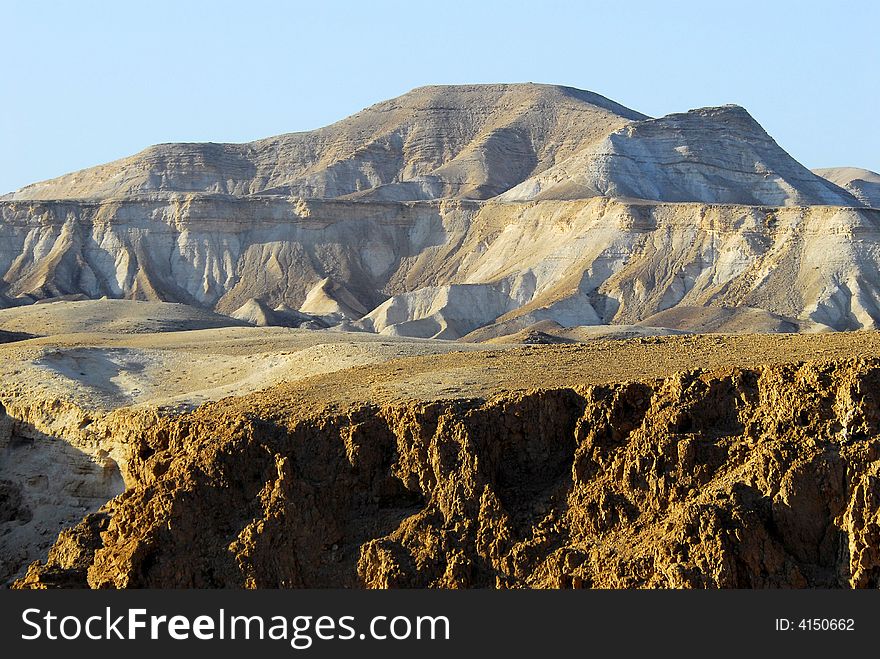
[14,357,880,589]
[230,298,327,328]
[299,277,370,320]
[814,167,880,209]
[500,106,858,206]
[354,284,531,339]
[0,397,128,585]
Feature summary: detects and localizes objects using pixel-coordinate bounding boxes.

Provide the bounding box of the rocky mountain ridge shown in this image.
[2,83,879,340]
[7,84,644,202]
[3,195,880,338]
[14,354,880,588]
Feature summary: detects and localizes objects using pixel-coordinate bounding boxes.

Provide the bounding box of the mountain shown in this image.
[813,167,880,208]
[1,83,878,340]
[7,84,644,202]
[500,106,858,206]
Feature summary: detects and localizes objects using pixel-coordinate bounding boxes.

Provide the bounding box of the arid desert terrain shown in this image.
[2,84,880,588]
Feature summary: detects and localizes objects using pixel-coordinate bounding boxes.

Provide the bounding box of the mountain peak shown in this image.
[500,102,859,207]
[10,82,643,202]
[814,167,880,208]
[389,82,648,122]
[6,85,869,209]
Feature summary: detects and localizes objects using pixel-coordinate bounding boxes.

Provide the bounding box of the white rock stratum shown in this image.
[2,83,879,339]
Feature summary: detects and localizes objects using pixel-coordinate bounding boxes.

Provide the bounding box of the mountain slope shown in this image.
[814,167,880,208]
[9,84,644,202]
[499,106,859,206]
[3,196,880,339]
[3,83,880,340]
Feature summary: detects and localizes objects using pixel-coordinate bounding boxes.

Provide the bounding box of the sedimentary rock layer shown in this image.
[3,196,880,337]
[3,84,879,338]
[500,106,858,206]
[7,84,644,202]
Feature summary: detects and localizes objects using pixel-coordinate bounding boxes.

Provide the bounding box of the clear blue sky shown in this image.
[2,0,878,194]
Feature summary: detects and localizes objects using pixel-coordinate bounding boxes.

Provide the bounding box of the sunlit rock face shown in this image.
[814,167,880,209]
[500,105,859,206]
[2,84,878,340]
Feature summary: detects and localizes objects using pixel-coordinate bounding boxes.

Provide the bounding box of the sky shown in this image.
[1,0,878,194]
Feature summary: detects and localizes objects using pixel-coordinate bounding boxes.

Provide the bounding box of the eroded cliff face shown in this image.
[14,358,880,589]
[3,196,880,337]
[0,196,467,316]
[0,397,129,584]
